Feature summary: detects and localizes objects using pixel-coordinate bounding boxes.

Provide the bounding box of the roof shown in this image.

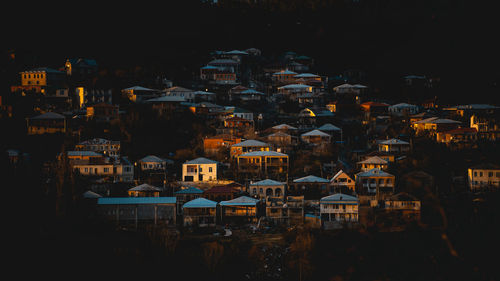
[164,86,194,92]
[31,112,65,120]
[183,198,218,208]
[240,89,264,95]
[293,175,330,183]
[294,73,320,78]
[239,151,288,157]
[77,138,118,145]
[379,138,410,145]
[175,186,204,194]
[250,179,285,186]
[67,151,102,157]
[208,59,239,65]
[273,70,298,75]
[97,197,176,205]
[204,185,239,194]
[268,131,292,138]
[231,139,270,147]
[123,86,157,91]
[356,168,394,178]
[320,193,359,203]
[26,67,64,74]
[128,184,162,192]
[139,155,166,163]
[389,103,418,108]
[272,124,297,130]
[317,123,341,131]
[357,156,389,165]
[301,129,330,137]
[200,65,219,70]
[387,192,419,202]
[224,50,249,55]
[330,170,352,182]
[469,163,500,170]
[82,190,102,199]
[278,84,312,90]
[220,196,260,206]
[184,157,217,165]
[146,96,185,102]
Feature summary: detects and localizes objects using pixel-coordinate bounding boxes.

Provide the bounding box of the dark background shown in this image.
[1,0,499,104]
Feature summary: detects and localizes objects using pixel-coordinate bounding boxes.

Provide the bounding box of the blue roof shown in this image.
[183,198,218,208]
[97,197,176,205]
[320,193,358,204]
[250,179,284,186]
[293,175,330,183]
[175,186,204,194]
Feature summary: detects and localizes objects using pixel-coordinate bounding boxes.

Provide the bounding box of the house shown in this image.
[412,117,462,135]
[378,138,410,154]
[388,103,419,116]
[470,114,500,141]
[230,139,271,158]
[97,197,176,226]
[383,192,421,222]
[333,83,367,95]
[225,106,254,121]
[75,87,113,108]
[128,183,161,197]
[86,103,119,122]
[182,157,218,182]
[138,155,172,171]
[71,156,134,182]
[146,95,186,116]
[66,151,104,162]
[265,197,288,225]
[163,86,196,102]
[222,116,254,137]
[360,151,395,163]
[468,164,500,191]
[64,58,98,76]
[355,168,395,197]
[357,156,389,172]
[266,131,297,152]
[13,67,65,94]
[360,101,390,114]
[272,70,298,85]
[436,128,478,144]
[294,73,321,83]
[230,89,266,102]
[26,112,66,135]
[289,175,330,200]
[122,86,160,103]
[203,185,240,202]
[320,193,359,228]
[174,186,204,214]
[277,84,313,101]
[316,123,341,136]
[301,129,331,145]
[329,170,355,193]
[249,179,286,199]
[271,123,298,133]
[182,198,218,227]
[220,196,260,223]
[203,135,242,156]
[236,151,289,182]
[75,138,120,158]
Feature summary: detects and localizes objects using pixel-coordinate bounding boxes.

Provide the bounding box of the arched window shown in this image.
[266,188,273,196]
[252,188,257,195]
[275,188,282,197]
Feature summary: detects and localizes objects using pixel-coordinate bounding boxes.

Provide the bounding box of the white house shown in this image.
[182,157,218,182]
[320,193,359,226]
[468,164,500,191]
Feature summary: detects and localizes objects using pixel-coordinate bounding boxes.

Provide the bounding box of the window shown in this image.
[200,167,203,172]
[104,168,109,173]
[488,172,493,177]
[480,172,483,177]
[209,167,213,173]
[84,168,88,172]
[474,172,477,177]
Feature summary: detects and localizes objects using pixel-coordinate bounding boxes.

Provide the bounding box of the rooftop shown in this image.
[231,139,270,147]
[184,157,218,165]
[97,197,176,205]
[293,175,330,183]
[183,198,218,208]
[250,179,285,186]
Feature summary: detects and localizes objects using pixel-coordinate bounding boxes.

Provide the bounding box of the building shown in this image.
[86,103,119,122]
[289,175,330,200]
[320,193,359,228]
[383,192,421,222]
[97,197,176,226]
[388,103,419,116]
[220,196,260,224]
[468,164,500,191]
[271,123,298,133]
[72,156,134,182]
[355,168,395,197]
[360,151,395,163]
[76,87,112,109]
[225,106,254,121]
[182,157,218,182]
[272,70,298,85]
[65,58,98,76]
[357,156,389,172]
[236,151,289,181]
[75,138,120,158]
[249,179,286,199]
[122,86,160,103]
[163,86,197,102]
[128,183,162,197]
[203,135,242,155]
[203,185,240,202]
[174,186,204,214]
[412,117,461,135]
[146,96,186,117]
[329,170,355,193]
[378,138,410,154]
[13,67,66,94]
[300,129,331,145]
[436,128,478,144]
[26,112,66,135]
[230,139,271,158]
[182,198,218,227]
[138,155,172,171]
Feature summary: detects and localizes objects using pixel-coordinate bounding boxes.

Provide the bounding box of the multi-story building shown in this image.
[355,168,395,197]
[26,112,66,135]
[236,151,288,181]
[71,156,134,182]
[320,193,359,227]
[378,138,410,154]
[75,138,120,158]
[468,164,500,191]
[230,139,271,159]
[357,156,389,172]
[182,157,218,182]
[329,170,355,193]
[249,179,286,199]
